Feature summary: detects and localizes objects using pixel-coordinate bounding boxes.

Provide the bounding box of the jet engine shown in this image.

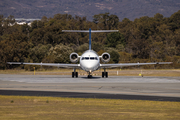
[101,52,110,63]
[70,52,79,63]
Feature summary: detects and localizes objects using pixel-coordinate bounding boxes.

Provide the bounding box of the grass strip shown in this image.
[0,95,180,120]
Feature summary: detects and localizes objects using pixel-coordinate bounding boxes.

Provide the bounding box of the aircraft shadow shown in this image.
[81,76,101,79]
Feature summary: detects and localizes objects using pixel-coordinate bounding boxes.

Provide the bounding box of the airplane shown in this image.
[7,28,172,78]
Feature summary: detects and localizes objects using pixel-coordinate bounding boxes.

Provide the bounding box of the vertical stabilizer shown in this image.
[89,28,91,50]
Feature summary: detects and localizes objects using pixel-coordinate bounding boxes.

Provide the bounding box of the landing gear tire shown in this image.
[105,72,108,78]
[72,72,78,78]
[102,72,108,78]
[72,72,74,78]
[102,72,104,78]
[75,72,78,78]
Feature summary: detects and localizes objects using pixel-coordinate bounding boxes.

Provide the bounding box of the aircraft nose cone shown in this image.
[86,63,93,68]
[82,61,98,71]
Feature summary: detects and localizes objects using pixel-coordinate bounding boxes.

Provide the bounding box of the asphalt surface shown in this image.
[0,74,180,101]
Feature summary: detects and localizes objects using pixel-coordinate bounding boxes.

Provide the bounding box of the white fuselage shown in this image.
[80,50,100,72]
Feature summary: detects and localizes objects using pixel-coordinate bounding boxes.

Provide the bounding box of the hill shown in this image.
[0,0,180,21]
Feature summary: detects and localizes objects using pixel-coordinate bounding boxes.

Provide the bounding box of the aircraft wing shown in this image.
[100,62,172,68]
[7,62,80,68]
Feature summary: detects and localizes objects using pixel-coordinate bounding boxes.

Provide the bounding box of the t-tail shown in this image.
[62,28,119,50]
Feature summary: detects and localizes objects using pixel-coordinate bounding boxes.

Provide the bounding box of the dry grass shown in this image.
[0,95,180,120]
[0,69,180,77]
[108,69,180,77]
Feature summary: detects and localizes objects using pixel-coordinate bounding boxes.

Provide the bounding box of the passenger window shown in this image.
[81,57,84,60]
[95,57,98,60]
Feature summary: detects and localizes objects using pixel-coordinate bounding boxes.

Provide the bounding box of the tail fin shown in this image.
[89,28,91,50]
[62,29,118,50]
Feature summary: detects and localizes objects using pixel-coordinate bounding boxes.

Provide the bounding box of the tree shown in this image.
[29,44,52,63]
[150,42,166,60]
[0,15,4,36]
[47,44,73,63]
[105,32,125,48]
[154,13,164,22]
[93,13,119,29]
[107,48,120,63]
[169,10,180,31]
[0,32,30,69]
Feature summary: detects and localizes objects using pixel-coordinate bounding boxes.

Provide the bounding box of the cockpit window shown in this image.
[81,57,98,60]
[90,57,94,60]
[85,57,89,60]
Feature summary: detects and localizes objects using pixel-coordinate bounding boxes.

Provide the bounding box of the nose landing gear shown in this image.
[88,75,92,78]
[87,70,92,78]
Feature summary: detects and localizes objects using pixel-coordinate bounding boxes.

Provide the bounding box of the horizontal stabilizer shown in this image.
[62,29,118,50]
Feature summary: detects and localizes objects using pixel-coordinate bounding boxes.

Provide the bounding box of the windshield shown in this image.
[81,57,98,60]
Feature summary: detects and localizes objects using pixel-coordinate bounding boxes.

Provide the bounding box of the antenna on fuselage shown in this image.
[62,29,119,50]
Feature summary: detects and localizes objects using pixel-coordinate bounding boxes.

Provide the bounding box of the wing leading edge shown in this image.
[100,62,172,68]
[7,62,80,68]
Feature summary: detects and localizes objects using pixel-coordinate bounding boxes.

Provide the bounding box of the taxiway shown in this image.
[0,74,180,101]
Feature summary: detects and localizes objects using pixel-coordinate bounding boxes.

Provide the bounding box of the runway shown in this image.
[0,74,180,101]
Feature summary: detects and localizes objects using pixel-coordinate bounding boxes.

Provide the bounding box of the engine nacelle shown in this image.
[70,52,79,63]
[101,52,110,63]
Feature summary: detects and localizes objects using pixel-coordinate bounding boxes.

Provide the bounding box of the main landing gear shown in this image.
[72,68,78,78]
[102,68,108,78]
